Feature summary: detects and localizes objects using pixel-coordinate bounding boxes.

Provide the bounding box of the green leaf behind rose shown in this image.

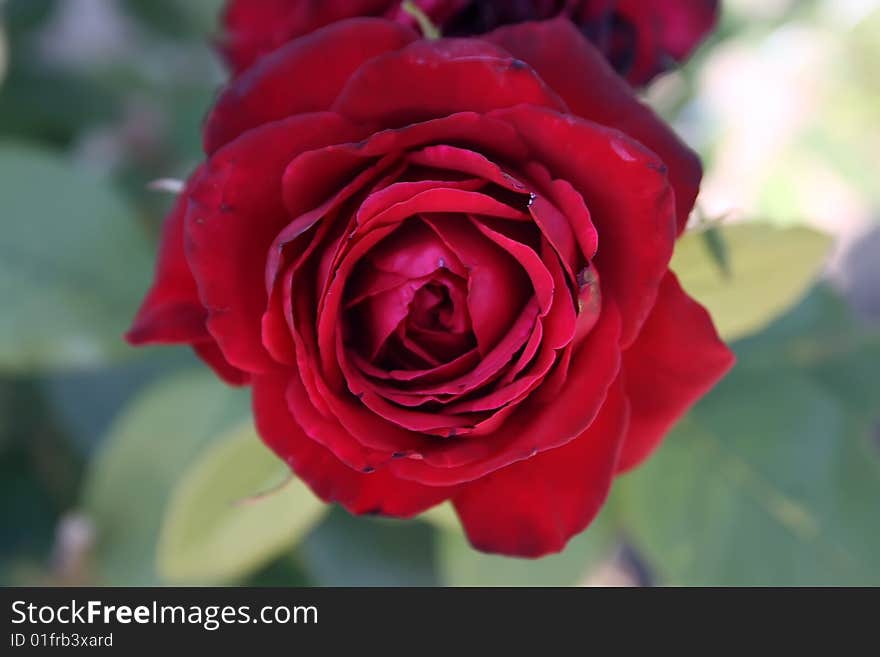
[673,222,832,342]
[298,509,439,587]
[157,423,326,585]
[81,370,248,585]
[614,287,880,585]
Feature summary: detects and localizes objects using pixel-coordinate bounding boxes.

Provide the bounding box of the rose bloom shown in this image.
[222,0,720,85]
[129,18,734,556]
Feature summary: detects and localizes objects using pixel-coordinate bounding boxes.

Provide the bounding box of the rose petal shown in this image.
[261,276,297,367]
[524,161,598,262]
[126,182,205,346]
[492,104,675,348]
[360,188,527,234]
[617,271,734,471]
[337,334,479,434]
[356,278,425,360]
[487,18,701,235]
[350,300,539,401]
[470,216,555,315]
[352,348,480,385]
[452,376,629,557]
[423,215,532,355]
[332,38,567,126]
[389,302,622,485]
[193,340,251,386]
[126,173,250,386]
[364,218,468,282]
[280,113,530,222]
[356,178,488,235]
[407,145,530,194]
[208,18,415,153]
[253,371,454,516]
[186,113,364,375]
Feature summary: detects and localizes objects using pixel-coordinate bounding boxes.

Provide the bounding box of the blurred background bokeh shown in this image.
[1,0,878,586]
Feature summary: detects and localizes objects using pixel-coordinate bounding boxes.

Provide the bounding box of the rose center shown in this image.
[342,217,480,372]
[409,282,457,332]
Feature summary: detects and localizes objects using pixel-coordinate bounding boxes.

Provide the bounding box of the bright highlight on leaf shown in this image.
[673,223,833,342]
[156,423,326,584]
[147,177,185,194]
[420,502,460,532]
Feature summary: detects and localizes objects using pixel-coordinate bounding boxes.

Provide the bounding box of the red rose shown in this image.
[222,0,720,85]
[129,18,733,556]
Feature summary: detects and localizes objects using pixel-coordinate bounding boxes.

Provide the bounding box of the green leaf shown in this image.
[245,553,313,587]
[41,348,195,455]
[0,143,152,372]
[0,66,118,146]
[299,509,439,586]
[157,423,325,584]
[3,0,57,36]
[81,371,248,585]
[419,501,460,532]
[615,290,880,585]
[700,224,731,279]
[733,285,880,418]
[672,223,832,341]
[437,509,616,587]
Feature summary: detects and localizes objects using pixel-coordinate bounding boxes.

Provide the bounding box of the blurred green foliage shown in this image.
[0,144,153,371]
[0,0,878,586]
[617,287,880,585]
[156,423,325,584]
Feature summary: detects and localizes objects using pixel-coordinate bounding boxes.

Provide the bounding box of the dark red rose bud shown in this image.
[130,18,733,557]
[222,0,720,85]
[221,0,469,73]
[577,0,721,85]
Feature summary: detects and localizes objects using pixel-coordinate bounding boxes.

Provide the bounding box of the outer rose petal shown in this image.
[207,18,416,154]
[491,104,675,348]
[332,38,567,127]
[617,271,735,472]
[187,113,365,376]
[486,18,701,235]
[125,177,249,386]
[253,371,456,516]
[193,340,251,386]
[126,187,204,345]
[453,376,630,557]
